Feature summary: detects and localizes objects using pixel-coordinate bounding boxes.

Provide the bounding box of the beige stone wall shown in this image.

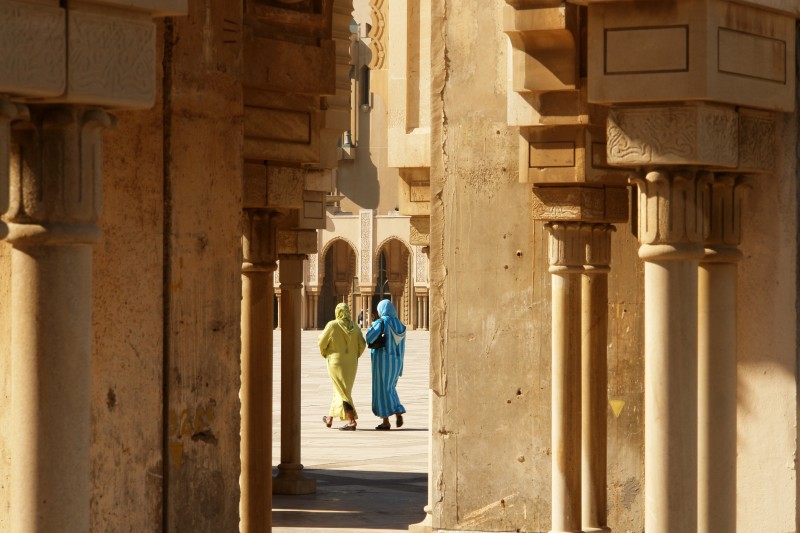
[736,112,798,532]
[91,1,244,530]
[430,2,799,533]
[0,242,9,530]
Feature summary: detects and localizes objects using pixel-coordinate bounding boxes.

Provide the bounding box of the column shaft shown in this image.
[6,106,109,532]
[644,260,698,533]
[581,272,609,532]
[11,246,93,532]
[240,264,275,532]
[698,260,737,533]
[274,255,316,494]
[550,271,583,533]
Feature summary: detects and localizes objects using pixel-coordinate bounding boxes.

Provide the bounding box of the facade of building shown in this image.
[0,0,798,532]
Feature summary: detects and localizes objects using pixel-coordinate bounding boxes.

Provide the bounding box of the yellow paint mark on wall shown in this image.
[610,399,625,418]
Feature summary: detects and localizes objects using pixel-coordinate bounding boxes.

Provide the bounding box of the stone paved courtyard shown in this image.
[272,329,430,532]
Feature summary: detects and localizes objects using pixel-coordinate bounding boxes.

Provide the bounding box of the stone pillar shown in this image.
[276,291,282,329]
[5,105,111,532]
[698,174,747,533]
[581,224,613,533]
[273,254,316,494]
[631,169,707,533]
[312,293,319,329]
[545,222,584,533]
[424,295,430,330]
[240,210,276,532]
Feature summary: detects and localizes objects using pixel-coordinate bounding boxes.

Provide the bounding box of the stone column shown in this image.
[581,224,613,533]
[312,293,319,329]
[424,295,429,330]
[276,291,282,329]
[698,174,747,533]
[273,254,316,494]
[631,169,707,533]
[545,222,584,533]
[5,106,111,532]
[240,210,276,532]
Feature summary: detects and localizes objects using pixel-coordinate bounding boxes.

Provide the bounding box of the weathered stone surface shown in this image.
[277,229,317,254]
[588,0,796,111]
[607,104,739,168]
[532,185,629,223]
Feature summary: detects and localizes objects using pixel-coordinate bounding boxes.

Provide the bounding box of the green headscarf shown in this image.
[335,302,354,333]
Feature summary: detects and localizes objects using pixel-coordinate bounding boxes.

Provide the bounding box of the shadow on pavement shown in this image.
[272,469,427,530]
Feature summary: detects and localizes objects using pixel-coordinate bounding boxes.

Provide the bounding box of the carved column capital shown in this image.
[630,169,709,262]
[545,221,585,274]
[582,223,615,273]
[5,105,112,246]
[242,209,278,273]
[703,174,750,263]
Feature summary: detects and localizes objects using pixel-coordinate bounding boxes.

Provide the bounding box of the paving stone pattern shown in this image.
[272,329,430,532]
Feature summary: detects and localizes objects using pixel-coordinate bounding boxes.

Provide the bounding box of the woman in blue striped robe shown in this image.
[365,299,407,430]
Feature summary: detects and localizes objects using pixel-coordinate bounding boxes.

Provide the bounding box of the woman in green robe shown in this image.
[318,303,366,431]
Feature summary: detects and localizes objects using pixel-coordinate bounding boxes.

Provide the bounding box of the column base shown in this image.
[272,463,317,495]
[582,527,611,533]
[408,511,432,532]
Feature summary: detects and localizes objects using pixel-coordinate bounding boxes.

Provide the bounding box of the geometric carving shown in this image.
[67,11,156,108]
[0,2,65,98]
[705,174,750,251]
[582,223,615,269]
[607,105,738,168]
[630,170,710,254]
[368,0,387,69]
[6,106,112,244]
[360,210,373,283]
[532,185,628,223]
[738,108,775,174]
[545,222,585,273]
[276,229,316,255]
[414,245,428,284]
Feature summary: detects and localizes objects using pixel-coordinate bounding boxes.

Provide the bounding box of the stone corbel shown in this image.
[503,3,579,93]
[0,1,187,109]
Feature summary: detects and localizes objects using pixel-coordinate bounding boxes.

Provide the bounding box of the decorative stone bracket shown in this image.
[0,0,187,109]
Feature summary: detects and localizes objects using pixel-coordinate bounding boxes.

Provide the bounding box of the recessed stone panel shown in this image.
[245,107,311,144]
[605,26,688,75]
[530,141,576,168]
[718,28,785,83]
[588,0,796,112]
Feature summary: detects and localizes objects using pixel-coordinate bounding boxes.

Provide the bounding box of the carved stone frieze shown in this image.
[67,10,156,108]
[545,221,585,273]
[630,170,710,260]
[705,174,750,252]
[738,108,775,174]
[532,185,628,223]
[0,1,66,98]
[409,215,430,246]
[6,106,112,245]
[367,0,387,69]
[360,210,373,282]
[414,245,428,285]
[607,105,738,168]
[276,229,317,255]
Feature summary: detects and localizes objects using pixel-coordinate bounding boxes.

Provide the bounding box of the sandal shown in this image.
[339,423,357,431]
[322,415,332,428]
[395,414,404,428]
[375,423,391,431]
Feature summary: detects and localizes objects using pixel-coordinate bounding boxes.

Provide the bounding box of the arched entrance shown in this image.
[373,238,412,324]
[318,239,358,325]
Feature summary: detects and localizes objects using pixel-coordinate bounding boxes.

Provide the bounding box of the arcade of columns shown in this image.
[505,1,791,532]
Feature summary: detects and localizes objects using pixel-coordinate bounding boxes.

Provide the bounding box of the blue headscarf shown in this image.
[377,299,406,341]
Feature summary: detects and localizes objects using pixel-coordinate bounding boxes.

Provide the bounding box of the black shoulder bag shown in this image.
[367,319,387,349]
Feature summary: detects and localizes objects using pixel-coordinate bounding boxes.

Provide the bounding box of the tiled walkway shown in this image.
[272,329,430,532]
